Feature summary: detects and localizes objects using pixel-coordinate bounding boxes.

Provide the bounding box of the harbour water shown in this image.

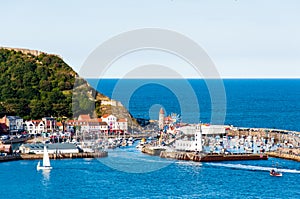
[1,145,300,198]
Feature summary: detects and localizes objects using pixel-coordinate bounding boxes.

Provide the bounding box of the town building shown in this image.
[42,117,57,133]
[175,124,228,152]
[101,114,128,134]
[24,120,45,135]
[0,115,24,134]
[67,115,108,134]
[0,143,12,154]
[19,143,79,154]
[66,114,127,135]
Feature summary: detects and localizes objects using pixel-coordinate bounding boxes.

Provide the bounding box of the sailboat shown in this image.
[37,145,52,170]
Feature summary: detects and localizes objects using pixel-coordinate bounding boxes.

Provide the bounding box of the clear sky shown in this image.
[1,0,300,78]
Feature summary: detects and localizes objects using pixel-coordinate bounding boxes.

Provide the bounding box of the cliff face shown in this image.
[0,47,137,127]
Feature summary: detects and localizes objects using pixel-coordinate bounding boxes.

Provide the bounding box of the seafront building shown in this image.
[0,115,24,134]
[67,114,128,135]
[19,143,79,154]
[174,124,228,152]
[24,120,45,135]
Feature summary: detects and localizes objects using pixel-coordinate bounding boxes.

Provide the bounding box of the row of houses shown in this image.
[0,116,56,135]
[0,114,128,135]
[67,114,128,134]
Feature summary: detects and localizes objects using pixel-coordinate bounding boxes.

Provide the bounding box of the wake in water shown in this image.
[175,161,202,167]
[206,163,300,174]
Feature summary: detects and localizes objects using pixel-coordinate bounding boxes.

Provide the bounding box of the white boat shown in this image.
[127,139,134,146]
[136,143,145,150]
[37,145,52,170]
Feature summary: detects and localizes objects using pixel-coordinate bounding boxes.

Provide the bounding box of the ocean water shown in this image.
[2,79,300,198]
[1,146,300,199]
[89,79,300,132]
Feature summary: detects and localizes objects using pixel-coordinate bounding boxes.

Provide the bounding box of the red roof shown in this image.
[101,114,109,118]
[78,114,91,121]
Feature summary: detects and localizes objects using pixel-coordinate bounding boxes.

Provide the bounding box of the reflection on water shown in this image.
[41,170,50,186]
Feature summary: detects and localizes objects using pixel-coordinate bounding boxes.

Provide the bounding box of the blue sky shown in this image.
[1,0,300,78]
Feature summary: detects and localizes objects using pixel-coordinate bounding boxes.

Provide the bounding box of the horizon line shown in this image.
[86,77,300,80]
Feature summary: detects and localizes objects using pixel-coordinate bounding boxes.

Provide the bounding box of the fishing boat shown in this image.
[37,145,52,170]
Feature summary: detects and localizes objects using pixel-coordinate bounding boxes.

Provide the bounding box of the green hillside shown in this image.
[0,48,103,120]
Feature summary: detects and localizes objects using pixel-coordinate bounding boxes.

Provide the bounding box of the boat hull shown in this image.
[37,166,52,170]
[270,173,282,177]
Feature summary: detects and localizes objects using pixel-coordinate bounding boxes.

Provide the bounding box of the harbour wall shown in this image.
[0,152,108,162]
[267,152,300,162]
[20,151,108,160]
[160,151,268,162]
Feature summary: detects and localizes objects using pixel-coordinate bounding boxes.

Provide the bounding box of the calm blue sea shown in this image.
[1,79,300,199]
[1,146,300,199]
[90,79,300,131]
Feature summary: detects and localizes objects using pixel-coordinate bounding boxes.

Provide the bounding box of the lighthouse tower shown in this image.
[158,108,165,130]
[194,124,203,152]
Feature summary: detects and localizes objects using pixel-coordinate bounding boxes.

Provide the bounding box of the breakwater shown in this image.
[0,155,21,162]
[141,146,268,162]
[160,151,268,162]
[20,151,108,160]
[0,152,108,162]
[267,151,300,162]
[141,146,166,156]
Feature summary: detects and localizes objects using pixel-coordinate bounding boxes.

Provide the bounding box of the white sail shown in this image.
[37,145,52,170]
[43,145,51,167]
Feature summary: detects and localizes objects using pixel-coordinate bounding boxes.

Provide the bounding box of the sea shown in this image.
[90,79,300,131]
[1,79,300,199]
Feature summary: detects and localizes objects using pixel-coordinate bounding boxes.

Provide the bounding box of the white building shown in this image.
[175,124,226,152]
[67,115,109,134]
[115,118,128,132]
[180,124,227,135]
[25,120,45,135]
[19,143,79,154]
[101,114,117,129]
[175,124,203,152]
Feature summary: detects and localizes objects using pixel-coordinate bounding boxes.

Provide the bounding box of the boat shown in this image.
[270,169,282,177]
[270,162,282,177]
[127,137,134,146]
[121,139,127,147]
[37,145,52,170]
[140,138,146,145]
